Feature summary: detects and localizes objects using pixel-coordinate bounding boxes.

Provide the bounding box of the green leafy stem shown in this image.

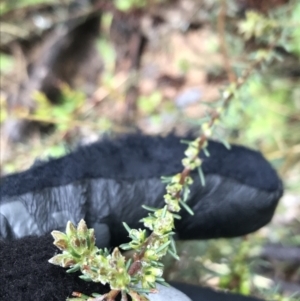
[48,43,278,301]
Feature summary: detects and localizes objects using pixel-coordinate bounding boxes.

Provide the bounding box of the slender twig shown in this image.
[100,42,274,301]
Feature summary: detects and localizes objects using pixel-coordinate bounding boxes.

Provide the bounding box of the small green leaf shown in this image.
[179,200,194,216]
[161,176,173,183]
[182,187,190,202]
[66,221,77,237]
[180,139,192,145]
[79,275,93,282]
[156,279,170,287]
[156,241,171,253]
[142,205,158,212]
[215,132,231,150]
[161,206,167,218]
[172,213,182,220]
[203,147,210,157]
[221,138,231,150]
[156,277,167,283]
[197,167,206,187]
[122,222,131,233]
[167,248,180,260]
[170,237,177,254]
[120,243,132,250]
[77,219,88,236]
[150,261,164,267]
[125,258,132,271]
[66,264,81,273]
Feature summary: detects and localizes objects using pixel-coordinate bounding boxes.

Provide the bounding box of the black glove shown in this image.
[0,134,283,248]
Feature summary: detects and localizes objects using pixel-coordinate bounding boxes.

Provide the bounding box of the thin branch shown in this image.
[100,41,275,301]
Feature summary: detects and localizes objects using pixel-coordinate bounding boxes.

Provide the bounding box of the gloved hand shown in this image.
[0,134,283,248]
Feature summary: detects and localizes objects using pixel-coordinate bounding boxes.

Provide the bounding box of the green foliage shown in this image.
[237,2,300,52]
[213,3,300,161]
[33,84,85,128]
[238,11,277,41]
[223,74,298,152]
[0,53,14,73]
[219,240,252,295]
[138,92,162,115]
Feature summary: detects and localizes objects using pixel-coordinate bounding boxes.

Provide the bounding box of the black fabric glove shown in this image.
[0,233,264,301]
[0,134,283,247]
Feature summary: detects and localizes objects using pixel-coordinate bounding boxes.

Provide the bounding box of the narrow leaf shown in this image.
[221,138,231,150]
[203,147,210,157]
[156,277,167,282]
[197,166,206,187]
[79,275,93,282]
[180,139,193,145]
[122,222,131,234]
[170,237,177,254]
[162,206,167,218]
[142,205,158,212]
[172,213,182,220]
[215,132,231,150]
[179,200,194,216]
[156,241,171,253]
[66,264,81,273]
[183,187,190,202]
[167,248,180,260]
[120,243,132,250]
[125,258,132,271]
[150,260,164,267]
[156,279,171,287]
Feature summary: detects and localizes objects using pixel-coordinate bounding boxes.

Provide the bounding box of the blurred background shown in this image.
[0,0,299,300]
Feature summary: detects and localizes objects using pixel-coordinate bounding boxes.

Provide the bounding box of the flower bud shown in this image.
[66,221,77,237]
[77,219,88,237]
